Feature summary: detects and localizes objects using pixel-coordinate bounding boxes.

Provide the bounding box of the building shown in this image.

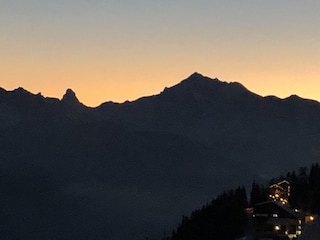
[252,201,305,240]
[269,180,290,204]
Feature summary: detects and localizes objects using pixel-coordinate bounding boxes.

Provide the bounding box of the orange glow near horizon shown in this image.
[2,54,320,107]
[2,69,320,107]
[1,1,320,107]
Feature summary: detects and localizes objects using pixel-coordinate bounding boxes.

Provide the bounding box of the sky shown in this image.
[1,0,320,107]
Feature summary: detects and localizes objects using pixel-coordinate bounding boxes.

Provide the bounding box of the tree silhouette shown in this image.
[171,186,248,240]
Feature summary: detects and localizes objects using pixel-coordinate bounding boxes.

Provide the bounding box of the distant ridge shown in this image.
[1,73,318,107]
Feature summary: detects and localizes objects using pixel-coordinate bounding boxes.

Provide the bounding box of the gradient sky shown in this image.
[1,0,319,107]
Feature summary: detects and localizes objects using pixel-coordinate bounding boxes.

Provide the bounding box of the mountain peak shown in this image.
[10,87,44,100]
[13,87,33,95]
[185,72,217,81]
[188,72,204,78]
[182,72,221,87]
[61,89,80,105]
[157,73,258,105]
[164,72,221,92]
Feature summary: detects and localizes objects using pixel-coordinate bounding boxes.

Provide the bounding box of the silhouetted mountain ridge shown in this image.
[1,73,320,240]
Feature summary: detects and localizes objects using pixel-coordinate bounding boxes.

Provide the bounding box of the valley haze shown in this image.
[1,73,320,239]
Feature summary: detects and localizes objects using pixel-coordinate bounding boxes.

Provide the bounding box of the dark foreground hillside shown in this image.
[169,163,320,240]
[171,187,248,240]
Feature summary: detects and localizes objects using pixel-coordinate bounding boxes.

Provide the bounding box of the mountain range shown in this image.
[1,73,320,239]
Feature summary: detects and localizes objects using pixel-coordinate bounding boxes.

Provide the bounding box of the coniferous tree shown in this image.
[288,168,310,210]
[171,187,248,240]
[250,181,268,206]
[309,163,320,213]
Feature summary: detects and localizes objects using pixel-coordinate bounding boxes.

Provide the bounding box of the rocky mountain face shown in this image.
[1,73,320,239]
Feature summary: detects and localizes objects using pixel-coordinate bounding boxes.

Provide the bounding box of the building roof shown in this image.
[269,180,290,190]
[254,201,305,219]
